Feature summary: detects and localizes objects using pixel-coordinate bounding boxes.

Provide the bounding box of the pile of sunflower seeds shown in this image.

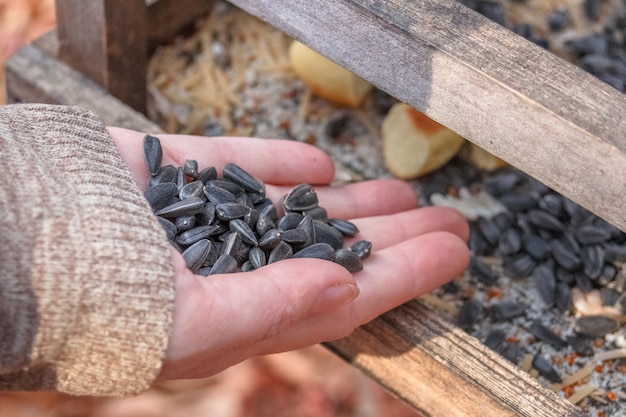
[142,134,372,275]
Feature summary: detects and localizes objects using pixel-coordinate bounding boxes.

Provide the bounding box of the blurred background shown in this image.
[0,1,418,416]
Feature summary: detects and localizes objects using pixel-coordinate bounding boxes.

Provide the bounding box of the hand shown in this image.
[107,127,470,382]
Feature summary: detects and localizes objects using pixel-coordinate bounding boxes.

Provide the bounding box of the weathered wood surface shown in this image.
[228,0,626,233]
[5,33,162,133]
[56,0,148,113]
[54,0,215,114]
[326,299,585,417]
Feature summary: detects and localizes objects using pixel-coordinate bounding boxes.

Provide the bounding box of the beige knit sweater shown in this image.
[0,104,175,396]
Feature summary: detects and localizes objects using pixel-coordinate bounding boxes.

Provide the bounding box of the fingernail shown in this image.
[313,283,360,313]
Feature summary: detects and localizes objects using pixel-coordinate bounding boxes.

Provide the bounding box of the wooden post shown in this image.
[55,0,148,113]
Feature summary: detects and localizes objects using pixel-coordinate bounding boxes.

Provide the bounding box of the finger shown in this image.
[266,179,419,219]
[346,206,470,250]
[159,254,360,380]
[255,231,470,353]
[107,128,336,189]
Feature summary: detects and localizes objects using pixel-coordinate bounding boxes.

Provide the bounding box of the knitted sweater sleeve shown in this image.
[0,104,175,396]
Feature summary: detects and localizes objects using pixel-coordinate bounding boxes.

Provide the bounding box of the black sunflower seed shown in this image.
[143,134,163,176]
[248,246,267,269]
[532,354,562,383]
[333,249,363,272]
[293,242,336,261]
[532,264,556,306]
[183,159,198,177]
[283,183,319,211]
[156,196,204,217]
[222,163,265,195]
[490,301,526,321]
[574,315,619,338]
[328,218,360,238]
[528,321,567,349]
[458,299,483,327]
[182,239,212,273]
[144,182,178,212]
[268,241,293,263]
[350,240,372,260]
[209,254,238,275]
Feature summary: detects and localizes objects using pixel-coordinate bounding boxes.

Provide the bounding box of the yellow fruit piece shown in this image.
[289,41,373,107]
[382,103,465,179]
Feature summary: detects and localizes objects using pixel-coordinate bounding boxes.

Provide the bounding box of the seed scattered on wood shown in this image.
[532,354,562,383]
[528,321,567,349]
[490,301,526,321]
[458,299,483,327]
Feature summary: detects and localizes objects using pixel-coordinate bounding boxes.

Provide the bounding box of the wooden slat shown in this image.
[55,0,148,113]
[326,300,585,417]
[227,0,626,232]
[5,37,162,133]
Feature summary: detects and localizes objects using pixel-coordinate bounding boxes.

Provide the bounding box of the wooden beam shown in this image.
[5,37,162,133]
[55,0,148,113]
[146,0,215,51]
[227,0,626,232]
[326,300,585,417]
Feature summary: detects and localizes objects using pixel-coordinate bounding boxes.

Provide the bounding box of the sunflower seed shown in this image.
[144,182,178,211]
[229,219,257,246]
[248,246,267,269]
[476,218,500,246]
[575,223,612,245]
[498,193,538,212]
[157,217,177,240]
[176,167,186,193]
[196,166,217,183]
[581,244,605,279]
[241,261,255,272]
[503,254,536,279]
[469,257,499,285]
[149,165,177,187]
[278,212,303,230]
[143,134,163,176]
[498,228,522,255]
[532,354,562,383]
[183,159,198,177]
[209,254,238,275]
[500,342,521,364]
[156,196,204,217]
[538,194,564,218]
[490,301,526,321]
[528,321,567,348]
[532,264,556,306]
[566,334,594,356]
[333,249,363,272]
[350,240,372,260]
[176,224,221,246]
[222,163,265,194]
[484,329,507,350]
[554,282,572,314]
[574,315,619,338]
[195,202,216,226]
[215,202,251,221]
[293,242,336,260]
[283,183,319,211]
[328,218,359,237]
[574,271,595,292]
[182,239,212,273]
[296,215,316,248]
[458,299,483,327]
[203,183,238,205]
[221,232,243,257]
[302,206,328,221]
[178,180,204,200]
[604,244,626,263]
[175,215,196,232]
[523,234,551,261]
[207,179,244,196]
[255,213,276,236]
[598,263,617,286]
[313,220,343,250]
[268,241,293,263]
[258,229,283,251]
[526,210,564,233]
[483,172,520,196]
[551,239,581,270]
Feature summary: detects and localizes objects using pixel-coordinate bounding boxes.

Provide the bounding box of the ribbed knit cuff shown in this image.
[0,104,174,396]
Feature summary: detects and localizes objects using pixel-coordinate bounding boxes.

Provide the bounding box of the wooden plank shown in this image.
[55,0,148,113]
[5,39,162,133]
[227,0,626,232]
[326,300,585,417]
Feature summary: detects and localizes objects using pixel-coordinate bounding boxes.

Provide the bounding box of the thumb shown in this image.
[157,250,358,381]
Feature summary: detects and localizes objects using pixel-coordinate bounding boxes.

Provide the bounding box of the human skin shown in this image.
[107,127,470,383]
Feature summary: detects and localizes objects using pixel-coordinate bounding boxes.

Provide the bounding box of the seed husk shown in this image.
[278,212,303,230]
[328,218,360,237]
[183,159,198,177]
[196,166,217,183]
[551,239,581,270]
[554,282,572,314]
[157,217,177,240]
[458,299,483,327]
[484,329,507,350]
[528,321,567,349]
[258,229,283,251]
[283,183,319,211]
[469,256,499,285]
[175,215,196,232]
[156,196,204,217]
[229,219,258,246]
[149,165,177,187]
[532,354,562,383]
[574,315,619,338]
[498,228,522,255]
[575,223,612,245]
[248,246,267,269]
[313,220,343,250]
[143,134,163,176]
[331,249,362,272]
[203,183,238,205]
[350,240,372,260]
[179,180,205,200]
[222,163,265,194]
[490,301,526,321]
[215,202,251,221]
[182,239,212,273]
[221,232,243,257]
[293,242,336,261]
[268,241,294,263]
[526,209,564,233]
[532,264,556,306]
[176,225,222,246]
[209,254,238,275]
[144,182,178,212]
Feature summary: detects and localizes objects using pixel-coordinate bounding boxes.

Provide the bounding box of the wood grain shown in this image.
[5,37,162,133]
[327,300,586,417]
[227,0,626,232]
[56,0,148,113]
